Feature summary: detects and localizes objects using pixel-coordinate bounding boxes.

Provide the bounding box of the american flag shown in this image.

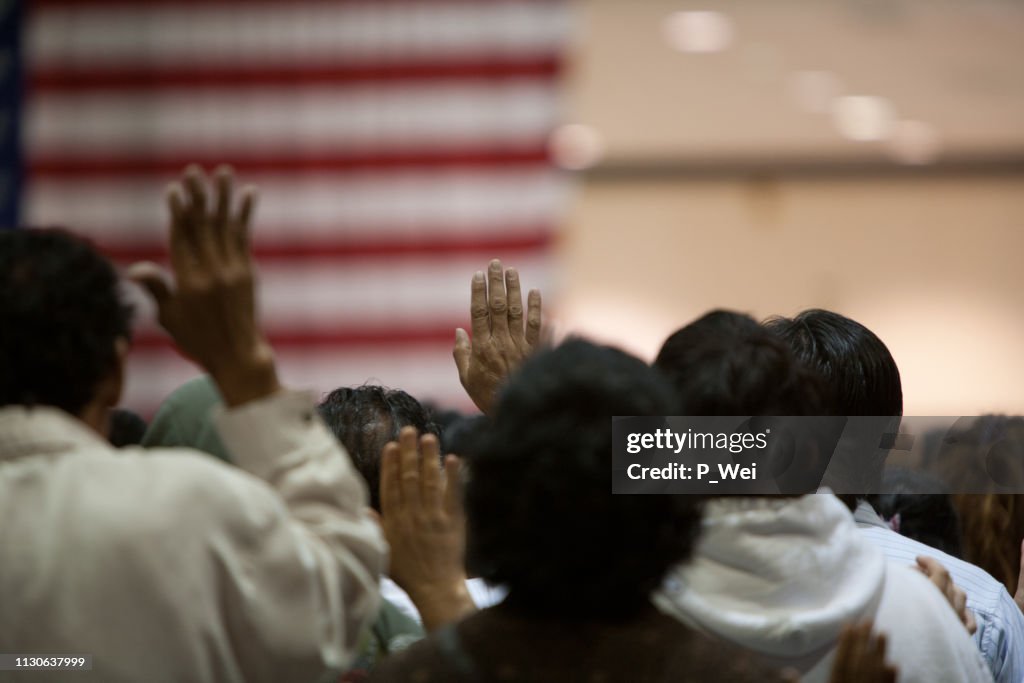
[21,0,570,414]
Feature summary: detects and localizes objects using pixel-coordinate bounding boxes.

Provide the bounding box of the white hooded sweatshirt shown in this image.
[654,494,992,683]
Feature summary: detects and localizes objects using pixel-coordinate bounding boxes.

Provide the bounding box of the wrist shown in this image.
[405,576,476,631]
[210,342,281,407]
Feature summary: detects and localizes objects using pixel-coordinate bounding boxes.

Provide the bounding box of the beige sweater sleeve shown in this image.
[207,389,387,681]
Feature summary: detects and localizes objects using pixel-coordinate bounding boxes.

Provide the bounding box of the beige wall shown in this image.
[555,0,1024,415]
[556,176,1024,415]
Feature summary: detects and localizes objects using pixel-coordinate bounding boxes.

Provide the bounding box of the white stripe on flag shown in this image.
[25,171,568,242]
[122,253,555,334]
[27,82,560,156]
[28,2,570,67]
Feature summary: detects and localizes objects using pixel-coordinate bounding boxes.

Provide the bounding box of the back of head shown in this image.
[464,338,702,618]
[141,376,231,461]
[317,385,440,512]
[763,309,902,417]
[654,310,825,415]
[872,468,963,558]
[764,310,902,506]
[108,409,148,448]
[0,228,133,415]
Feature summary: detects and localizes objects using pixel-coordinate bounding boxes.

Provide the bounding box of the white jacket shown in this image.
[654,494,992,683]
[0,391,386,683]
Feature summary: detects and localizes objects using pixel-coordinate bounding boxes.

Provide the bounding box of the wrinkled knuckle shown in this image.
[490,298,507,314]
[470,304,489,320]
[508,304,523,318]
[527,314,542,329]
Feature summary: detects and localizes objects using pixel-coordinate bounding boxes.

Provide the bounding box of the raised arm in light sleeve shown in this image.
[201,389,386,681]
[129,165,386,680]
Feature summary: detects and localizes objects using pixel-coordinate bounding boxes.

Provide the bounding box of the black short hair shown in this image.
[108,408,148,447]
[872,468,963,558]
[764,309,902,508]
[463,339,702,618]
[0,228,133,415]
[317,385,441,512]
[654,310,826,415]
[763,309,902,417]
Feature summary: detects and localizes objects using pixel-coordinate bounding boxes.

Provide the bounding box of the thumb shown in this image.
[453,328,471,378]
[127,262,173,308]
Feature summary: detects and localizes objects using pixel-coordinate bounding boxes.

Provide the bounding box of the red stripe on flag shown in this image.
[30,58,562,92]
[131,326,462,351]
[28,148,552,177]
[100,231,553,263]
[32,0,560,7]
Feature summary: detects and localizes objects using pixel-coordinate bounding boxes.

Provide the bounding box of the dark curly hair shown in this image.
[317,385,441,512]
[0,228,133,415]
[463,339,702,618]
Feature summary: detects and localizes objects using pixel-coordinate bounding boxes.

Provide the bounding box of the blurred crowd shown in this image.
[2,166,1022,683]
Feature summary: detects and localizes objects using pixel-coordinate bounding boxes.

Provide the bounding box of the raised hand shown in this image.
[380,426,476,631]
[829,622,898,683]
[453,259,542,414]
[128,165,279,407]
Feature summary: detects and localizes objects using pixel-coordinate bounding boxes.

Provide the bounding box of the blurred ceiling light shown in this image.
[887,120,941,165]
[663,11,734,54]
[831,95,895,141]
[549,123,605,171]
[789,70,843,114]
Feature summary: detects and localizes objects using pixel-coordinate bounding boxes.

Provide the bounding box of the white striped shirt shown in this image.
[856,501,1024,683]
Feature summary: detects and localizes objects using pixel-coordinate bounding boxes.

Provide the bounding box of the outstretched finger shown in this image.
[212,165,233,255]
[525,289,543,347]
[871,632,898,683]
[166,183,193,275]
[487,259,510,340]
[873,630,887,658]
[453,328,471,382]
[182,165,216,265]
[380,441,402,515]
[397,426,421,510]
[419,434,443,512]
[233,185,257,254]
[505,267,525,346]
[183,164,209,226]
[469,270,490,340]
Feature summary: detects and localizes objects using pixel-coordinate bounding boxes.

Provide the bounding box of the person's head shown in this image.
[654,310,826,415]
[0,228,133,432]
[872,468,963,558]
[141,376,231,461]
[764,309,902,508]
[463,338,702,619]
[108,409,148,448]
[763,309,902,417]
[317,385,441,512]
